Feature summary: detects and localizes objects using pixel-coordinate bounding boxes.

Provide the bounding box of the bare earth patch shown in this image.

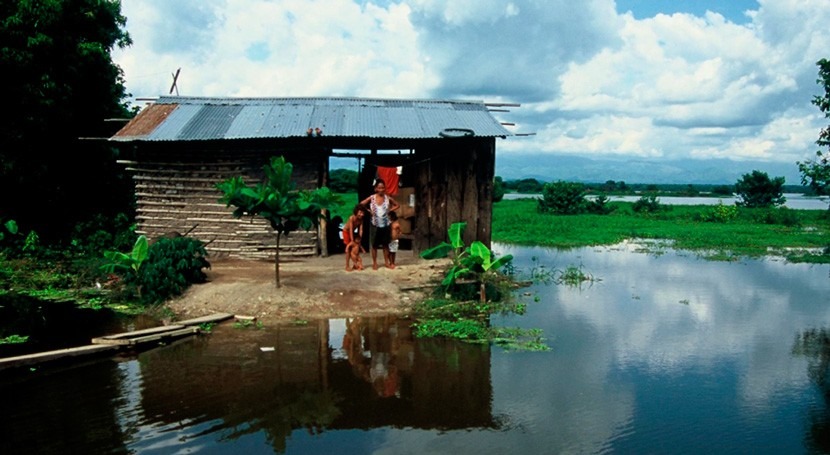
[166,250,449,323]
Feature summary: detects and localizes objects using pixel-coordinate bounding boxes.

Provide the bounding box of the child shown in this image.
[342,204,365,248]
[345,233,366,271]
[388,211,402,269]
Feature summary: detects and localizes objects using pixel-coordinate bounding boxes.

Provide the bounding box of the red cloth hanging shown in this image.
[376,166,399,195]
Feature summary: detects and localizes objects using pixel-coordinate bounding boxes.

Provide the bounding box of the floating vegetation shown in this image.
[0,334,29,345]
[554,264,599,286]
[233,319,264,330]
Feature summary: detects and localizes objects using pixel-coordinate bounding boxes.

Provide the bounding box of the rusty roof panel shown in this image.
[111,103,178,140]
[110,96,513,142]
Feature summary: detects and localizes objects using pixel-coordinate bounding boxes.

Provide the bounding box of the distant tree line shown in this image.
[494,178,808,197]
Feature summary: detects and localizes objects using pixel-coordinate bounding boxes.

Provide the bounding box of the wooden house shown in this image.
[109,96,515,259]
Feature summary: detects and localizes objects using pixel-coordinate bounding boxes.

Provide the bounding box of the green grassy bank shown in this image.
[492,198,830,263]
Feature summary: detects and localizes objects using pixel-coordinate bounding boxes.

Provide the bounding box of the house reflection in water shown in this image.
[137,316,495,451]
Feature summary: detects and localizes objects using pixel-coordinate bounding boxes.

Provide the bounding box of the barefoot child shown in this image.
[345,233,366,271]
[342,204,365,248]
[388,211,402,269]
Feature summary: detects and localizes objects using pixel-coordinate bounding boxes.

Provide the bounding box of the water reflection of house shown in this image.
[138,317,494,449]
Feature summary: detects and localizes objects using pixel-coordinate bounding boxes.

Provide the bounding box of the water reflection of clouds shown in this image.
[494,242,830,425]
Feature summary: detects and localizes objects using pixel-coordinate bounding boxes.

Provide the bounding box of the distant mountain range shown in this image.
[494,154,804,185]
[331,153,804,185]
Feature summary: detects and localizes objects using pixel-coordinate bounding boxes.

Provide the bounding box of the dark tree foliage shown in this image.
[0,0,134,242]
[328,168,359,193]
[538,181,586,215]
[127,237,211,305]
[735,170,786,208]
[493,176,505,202]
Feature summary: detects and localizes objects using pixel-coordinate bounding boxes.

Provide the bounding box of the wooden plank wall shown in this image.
[122,147,326,260]
[411,138,496,252]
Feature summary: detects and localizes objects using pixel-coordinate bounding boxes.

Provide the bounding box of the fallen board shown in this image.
[0,344,120,370]
[1,313,235,371]
[92,326,200,346]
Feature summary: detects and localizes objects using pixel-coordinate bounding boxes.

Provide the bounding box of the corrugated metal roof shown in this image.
[111,96,513,142]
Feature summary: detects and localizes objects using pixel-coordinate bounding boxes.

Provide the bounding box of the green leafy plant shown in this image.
[233,319,264,329]
[0,334,29,345]
[100,235,149,275]
[199,322,216,332]
[0,219,18,242]
[701,200,739,223]
[420,222,513,301]
[128,237,210,305]
[22,230,40,255]
[217,156,341,287]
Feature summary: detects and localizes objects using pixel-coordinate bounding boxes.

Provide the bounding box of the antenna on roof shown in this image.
[169,68,181,96]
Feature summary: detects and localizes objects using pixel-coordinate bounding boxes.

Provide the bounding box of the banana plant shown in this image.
[101,235,149,275]
[420,222,513,300]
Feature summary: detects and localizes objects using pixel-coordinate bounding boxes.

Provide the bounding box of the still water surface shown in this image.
[503,192,830,210]
[1,243,829,454]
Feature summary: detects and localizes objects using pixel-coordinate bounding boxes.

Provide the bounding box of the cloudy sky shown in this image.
[113,0,830,168]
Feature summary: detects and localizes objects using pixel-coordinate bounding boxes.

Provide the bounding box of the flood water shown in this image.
[1,243,829,454]
[503,192,830,210]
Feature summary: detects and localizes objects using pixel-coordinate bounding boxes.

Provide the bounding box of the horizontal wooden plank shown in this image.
[93,327,200,346]
[117,160,249,167]
[0,344,120,370]
[91,325,186,343]
[177,313,235,326]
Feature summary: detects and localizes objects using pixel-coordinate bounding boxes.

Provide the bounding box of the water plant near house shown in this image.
[416,222,547,351]
[419,221,514,301]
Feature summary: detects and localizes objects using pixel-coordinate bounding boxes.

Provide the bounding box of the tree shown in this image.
[0,0,133,241]
[493,176,505,202]
[328,168,359,193]
[798,58,830,203]
[734,170,786,208]
[217,156,340,287]
[538,181,586,214]
[516,178,544,193]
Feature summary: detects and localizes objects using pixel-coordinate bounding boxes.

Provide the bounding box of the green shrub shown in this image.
[538,181,586,214]
[632,195,662,213]
[585,194,615,214]
[700,201,738,223]
[126,237,211,304]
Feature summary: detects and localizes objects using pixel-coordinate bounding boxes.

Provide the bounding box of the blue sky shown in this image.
[113,0,829,169]
[617,0,759,23]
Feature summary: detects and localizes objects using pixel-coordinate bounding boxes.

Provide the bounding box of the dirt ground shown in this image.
[166,250,449,323]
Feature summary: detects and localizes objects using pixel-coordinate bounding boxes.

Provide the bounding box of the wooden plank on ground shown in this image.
[93,326,200,346]
[0,344,120,370]
[121,327,200,346]
[177,313,234,326]
[91,325,187,344]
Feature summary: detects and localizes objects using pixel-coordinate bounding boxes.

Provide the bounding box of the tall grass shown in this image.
[492,199,830,261]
